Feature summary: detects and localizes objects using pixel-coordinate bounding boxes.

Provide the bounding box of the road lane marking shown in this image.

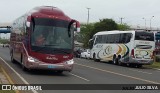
[1,67,19,93]
[129,69,152,74]
[70,73,90,82]
[0,57,38,93]
[75,63,160,84]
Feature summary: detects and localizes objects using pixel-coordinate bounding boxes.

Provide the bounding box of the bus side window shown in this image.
[105,35,108,43]
[125,33,132,43]
[94,36,98,45]
[120,33,126,43]
[89,36,96,49]
[110,34,114,43]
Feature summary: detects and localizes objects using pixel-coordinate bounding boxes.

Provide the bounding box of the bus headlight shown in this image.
[28,56,39,62]
[66,59,74,64]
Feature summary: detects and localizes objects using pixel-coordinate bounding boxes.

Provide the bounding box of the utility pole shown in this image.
[87,8,91,24]
[120,17,124,24]
[142,17,146,29]
[150,16,154,31]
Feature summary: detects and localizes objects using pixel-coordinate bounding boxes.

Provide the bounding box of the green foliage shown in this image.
[0,39,9,44]
[77,18,130,48]
[118,23,130,31]
[75,23,95,48]
[94,19,118,32]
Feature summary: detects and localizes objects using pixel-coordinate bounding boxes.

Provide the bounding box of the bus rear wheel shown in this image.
[136,64,142,68]
[118,60,122,66]
[93,54,100,62]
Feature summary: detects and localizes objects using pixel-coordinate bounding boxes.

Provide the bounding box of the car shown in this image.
[74,50,81,58]
[80,49,90,59]
[74,47,83,58]
[2,44,9,47]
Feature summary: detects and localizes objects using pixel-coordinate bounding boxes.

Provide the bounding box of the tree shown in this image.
[0,39,9,44]
[94,19,118,31]
[75,23,95,48]
[78,18,130,48]
[118,23,130,31]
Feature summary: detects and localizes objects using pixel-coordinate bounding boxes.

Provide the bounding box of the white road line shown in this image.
[150,68,160,71]
[70,73,90,82]
[75,63,160,84]
[0,57,38,93]
[129,69,152,74]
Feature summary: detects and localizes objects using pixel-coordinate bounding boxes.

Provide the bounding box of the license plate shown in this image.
[48,65,54,68]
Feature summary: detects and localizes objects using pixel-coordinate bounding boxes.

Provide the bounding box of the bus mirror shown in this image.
[31,17,35,31]
[77,28,80,32]
[89,39,93,42]
[89,39,94,49]
[76,21,80,32]
[68,20,80,33]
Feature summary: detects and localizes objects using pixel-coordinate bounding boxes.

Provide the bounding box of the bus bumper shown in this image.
[25,60,74,71]
[129,58,153,65]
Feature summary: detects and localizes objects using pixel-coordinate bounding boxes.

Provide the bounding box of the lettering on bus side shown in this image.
[96,45,103,48]
[139,41,150,44]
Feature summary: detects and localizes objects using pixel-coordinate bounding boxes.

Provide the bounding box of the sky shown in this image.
[0,0,160,28]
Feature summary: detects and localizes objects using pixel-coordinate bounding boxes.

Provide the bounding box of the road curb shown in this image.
[1,67,14,84]
[0,63,19,93]
[146,67,160,71]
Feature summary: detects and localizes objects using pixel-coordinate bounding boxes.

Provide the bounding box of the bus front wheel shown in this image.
[11,51,16,63]
[93,54,100,62]
[113,57,118,65]
[21,55,28,71]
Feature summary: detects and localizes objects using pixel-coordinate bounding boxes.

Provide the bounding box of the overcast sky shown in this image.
[0,0,160,28]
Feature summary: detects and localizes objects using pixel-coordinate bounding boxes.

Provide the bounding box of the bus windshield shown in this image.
[31,18,74,54]
[135,32,154,41]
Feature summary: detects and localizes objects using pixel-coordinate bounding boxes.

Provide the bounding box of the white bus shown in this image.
[89,30,155,67]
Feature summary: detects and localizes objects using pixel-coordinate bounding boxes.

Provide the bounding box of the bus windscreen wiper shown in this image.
[43,44,59,46]
[33,44,57,52]
[53,49,70,54]
[33,46,46,52]
[33,46,71,54]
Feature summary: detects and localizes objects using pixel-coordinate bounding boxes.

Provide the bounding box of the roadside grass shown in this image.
[144,62,160,69]
[0,90,15,93]
[144,57,160,69]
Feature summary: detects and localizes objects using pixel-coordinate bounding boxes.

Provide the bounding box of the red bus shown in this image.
[10,6,80,73]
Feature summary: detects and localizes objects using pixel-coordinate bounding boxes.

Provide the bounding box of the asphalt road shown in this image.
[0,47,160,93]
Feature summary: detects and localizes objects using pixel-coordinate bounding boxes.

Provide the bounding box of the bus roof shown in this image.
[26,6,71,21]
[94,30,153,36]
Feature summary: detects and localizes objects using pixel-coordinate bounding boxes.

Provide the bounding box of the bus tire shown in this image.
[118,60,122,66]
[57,71,63,74]
[129,63,136,67]
[93,54,100,62]
[112,56,118,65]
[21,55,28,71]
[137,64,142,68]
[118,56,122,66]
[11,51,16,63]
